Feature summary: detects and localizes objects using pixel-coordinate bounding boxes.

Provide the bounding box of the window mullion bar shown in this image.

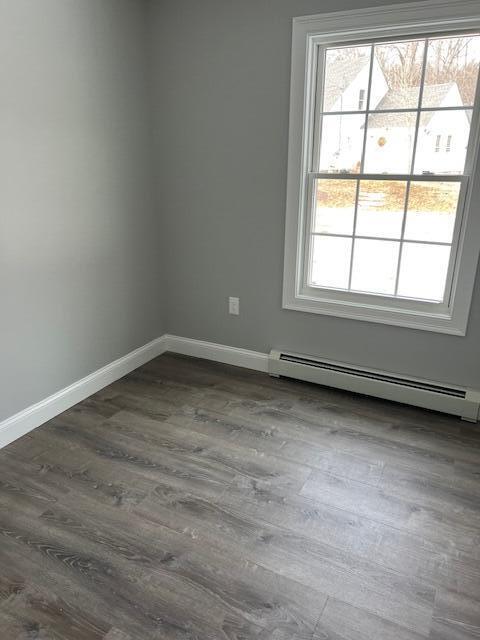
[347,180,361,290]
[348,45,375,291]
[359,44,375,174]
[312,231,452,247]
[320,105,474,117]
[408,38,429,175]
[394,180,412,295]
[394,38,429,296]
[311,173,464,182]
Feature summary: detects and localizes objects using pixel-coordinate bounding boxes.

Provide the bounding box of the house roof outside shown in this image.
[324,53,464,129]
[324,55,370,111]
[367,83,458,128]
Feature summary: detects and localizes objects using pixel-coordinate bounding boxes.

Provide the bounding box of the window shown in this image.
[283,1,480,334]
[358,88,366,110]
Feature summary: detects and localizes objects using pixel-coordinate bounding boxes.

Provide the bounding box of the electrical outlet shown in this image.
[229,296,240,315]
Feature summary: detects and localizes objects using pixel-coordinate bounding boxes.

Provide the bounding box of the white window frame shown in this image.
[283,0,480,335]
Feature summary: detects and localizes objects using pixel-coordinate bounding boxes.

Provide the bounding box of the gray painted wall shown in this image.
[2,0,479,424]
[151,0,480,388]
[0,0,162,421]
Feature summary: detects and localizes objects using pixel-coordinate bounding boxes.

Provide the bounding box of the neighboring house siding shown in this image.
[366,84,469,174]
[416,85,470,174]
[321,59,387,173]
[322,57,468,175]
[328,58,387,112]
[416,109,470,174]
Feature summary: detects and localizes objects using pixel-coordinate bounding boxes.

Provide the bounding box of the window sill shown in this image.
[282,291,467,335]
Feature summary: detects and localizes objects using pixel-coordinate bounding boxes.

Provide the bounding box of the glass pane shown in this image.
[323,45,372,112]
[356,180,407,238]
[424,35,480,107]
[313,179,357,234]
[414,110,471,175]
[404,181,461,243]
[351,239,400,295]
[310,236,352,289]
[371,39,425,110]
[397,243,451,301]
[363,112,415,173]
[318,114,365,173]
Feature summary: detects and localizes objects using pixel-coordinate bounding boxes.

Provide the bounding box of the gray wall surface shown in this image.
[2,0,479,424]
[151,0,480,388]
[0,0,162,421]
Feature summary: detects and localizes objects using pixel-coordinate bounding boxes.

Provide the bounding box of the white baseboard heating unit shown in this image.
[268,350,480,422]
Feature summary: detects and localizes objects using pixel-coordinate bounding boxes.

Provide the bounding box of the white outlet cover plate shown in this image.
[229,297,240,315]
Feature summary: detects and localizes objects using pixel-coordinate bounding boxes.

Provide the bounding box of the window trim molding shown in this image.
[283,0,480,335]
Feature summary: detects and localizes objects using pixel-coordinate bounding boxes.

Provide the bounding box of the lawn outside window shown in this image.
[283,0,480,334]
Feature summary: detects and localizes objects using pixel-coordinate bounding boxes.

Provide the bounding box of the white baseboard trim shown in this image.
[0,334,269,451]
[164,335,269,373]
[0,336,168,450]
[3,330,477,452]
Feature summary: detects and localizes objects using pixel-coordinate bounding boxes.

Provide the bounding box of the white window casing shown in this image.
[283,0,480,335]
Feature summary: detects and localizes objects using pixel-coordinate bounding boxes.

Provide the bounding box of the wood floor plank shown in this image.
[228,402,456,479]
[270,392,480,459]
[0,535,151,640]
[429,589,480,639]
[135,486,436,635]
[83,383,180,422]
[137,476,480,596]
[314,597,427,640]
[104,409,313,494]
[0,580,109,640]
[167,407,386,486]
[37,496,325,639]
[453,461,480,498]
[379,464,480,529]
[300,470,479,554]
[103,630,133,640]
[0,511,236,639]
[3,442,150,513]
[41,415,231,500]
[1,353,480,638]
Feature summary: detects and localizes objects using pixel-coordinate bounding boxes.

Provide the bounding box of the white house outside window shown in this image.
[283,2,480,334]
[358,88,366,110]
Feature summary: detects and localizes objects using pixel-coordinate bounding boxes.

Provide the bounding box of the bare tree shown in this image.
[375,36,478,103]
[376,41,423,89]
[425,37,478,103]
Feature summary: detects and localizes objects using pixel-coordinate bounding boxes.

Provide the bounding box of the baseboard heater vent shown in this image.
[269,350,479,422]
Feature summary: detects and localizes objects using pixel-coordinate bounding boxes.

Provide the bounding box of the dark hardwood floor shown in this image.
[1,352,480,639]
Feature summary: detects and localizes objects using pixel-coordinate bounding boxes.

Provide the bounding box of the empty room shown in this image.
[2,0,480,638]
